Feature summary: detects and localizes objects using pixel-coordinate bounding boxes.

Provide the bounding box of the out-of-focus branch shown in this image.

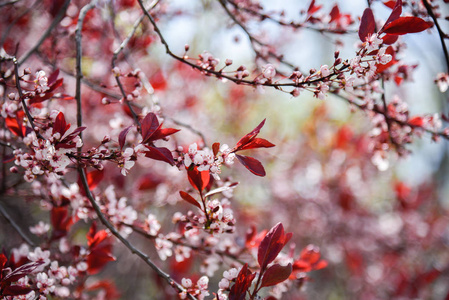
[0,201,36,246]
[18,0,71,66]
[422,0,449,73]
[78,167,197,300]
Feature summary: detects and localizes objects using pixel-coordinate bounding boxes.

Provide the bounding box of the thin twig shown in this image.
[0,140,16,150]
[422,0,449,73]
[78,167,197,300]
[75,0,97,134]
[0,201,36,246]
[0,0,22,7]
[165,117,207,146]
[17,0,71,66]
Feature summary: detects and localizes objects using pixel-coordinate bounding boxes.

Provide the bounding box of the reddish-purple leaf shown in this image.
[148,126,180,142]
[187,167,210,193]
[141,113,160,143]
[2,285,33,296]
[381,16,433,35]
[0,253,7,273]
[229,264,256,300]
[233,119,266,151]
[261,263,293,288]
[359,8,376,42]
[384,0,402,26]
[239,138,275,151]
[47,69,60,86]
[307,0,322,16]
[119,125,133,150]
[236,155,266,177]
[86,169,104,190]
[179,191,202,209]
[258,223,292,270]
[5,113,25,137]
[382,33,399,45]
[144,146,175,165]
[54,112,69,136]
[212,142,220,156]
[329,4,340,24]
[3,261,44,284]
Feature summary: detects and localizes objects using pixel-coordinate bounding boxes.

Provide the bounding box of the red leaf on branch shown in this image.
[51,206,74,239]
[381,16,433,35]
[261,263,293,288]
[141,113,160,143]
[119,125,133,150]
[229,264,256,300]
[86,169,104,190]
[141,113,179,143]
[307,0,322,16]
[236,154,266,177]
[233,119,267,152]
[179,191,202,209]
[86,224,116,275]
[54,112,70,136]
[359,8,375,42]
[212,142,220,156]
[292,245,328,273]
[383,0,397,9]
[384,0,402,26]
[187,166,210,193]
[5,111,26,137]
[258,223,292,271]
[144,145,175,165]
[238,138,275,151]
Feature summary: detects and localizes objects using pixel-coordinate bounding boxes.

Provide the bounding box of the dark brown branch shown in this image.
[422,0,449,73]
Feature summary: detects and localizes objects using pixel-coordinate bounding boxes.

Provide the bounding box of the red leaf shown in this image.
[329,4,340,24]
[408,116,424,127]
[359,8,375,42]
[236,155,266,177]
[384,0,402,26]
[382,34,399,45]
[261,263,292,288]
[141,113,160,143]
[212,142,220,156]
[179,191,202,209]
[233,119,266,152]
[381,16,433,35]
[307,0,322,16]
[5,113,25,137]
[0,253,7,273]
[47,69,60,86]
[258,223,292,271]
[119,125,133,150]
[51,206,73,239]
[86,169,104,190]
[187,166,210,193]
[229,264,256,300]
[54,112,70,136]
[376,46,398,73]
[383,0,397,9]
[149,127,180,141]
[144,146,175,165]
[2,261,44,284]
[2,285,33,296]
[239,138,275,151]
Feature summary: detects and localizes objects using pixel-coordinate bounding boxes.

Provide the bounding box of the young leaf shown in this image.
[233,119,266,152]
[141,113,160,143]
[119,125,133,150]
[179,191,202,209]
[381,16,433,35]
[258,223,292,270]
[260,263,293,288]
[5,114,25,137]
[358,8,375,42]
[187,167,210,192]
[238,138,275,151]
[147,127,180,142]
[144,146,175,165]
[384,0,402,26]
[212,142,220,156]
[86,169,104,190]
[54,112,70,136]
[229,264,256,300]
[236,154,266,177]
